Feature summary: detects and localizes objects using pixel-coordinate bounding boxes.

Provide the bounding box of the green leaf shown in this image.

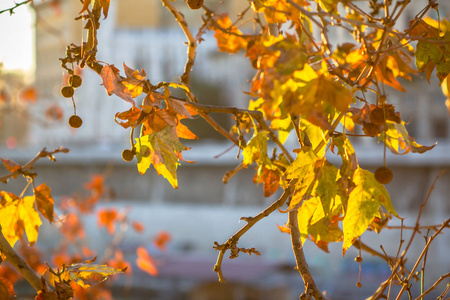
[314,161,342,217]
[242,131,269,166]
[342,168,397,255]
[135,126,188,188]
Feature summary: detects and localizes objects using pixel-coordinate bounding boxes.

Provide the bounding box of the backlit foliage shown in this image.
[1,0,449,299]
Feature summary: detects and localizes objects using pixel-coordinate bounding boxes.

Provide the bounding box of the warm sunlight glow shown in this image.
[0,2,34,72]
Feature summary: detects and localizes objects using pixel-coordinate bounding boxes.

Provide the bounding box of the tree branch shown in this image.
[160,0,196,87]
[0,0,32,15]
[395,219,450,300]
[288,210,325,300]
[213,181,295,282]
[0,146,69,183]
[0,226,44,291]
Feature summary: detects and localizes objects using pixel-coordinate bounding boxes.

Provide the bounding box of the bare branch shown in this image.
[0,147,70,183]
[0,0,32,15]
[213,181,295,282]
[0,226,44,291]
[289,209,326,300]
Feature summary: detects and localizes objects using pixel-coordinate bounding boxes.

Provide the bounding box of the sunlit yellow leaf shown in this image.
[242,131,269,166]
[0,192,41,247]
[381,121,437,155]
[342,168,397,255]
[63,258,126,288]
[135,126,188,188]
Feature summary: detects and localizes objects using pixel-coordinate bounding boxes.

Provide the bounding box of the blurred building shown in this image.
[3,0,450,299]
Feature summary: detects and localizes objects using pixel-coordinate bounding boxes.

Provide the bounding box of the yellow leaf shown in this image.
[0,192,41,247]
[135,126,188,188]
[242,131,269,166]
[63,258,126,288]
[381,121,437,155]
[342,168,396,255]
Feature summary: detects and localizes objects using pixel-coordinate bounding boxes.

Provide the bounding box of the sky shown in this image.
[0,1,34,72]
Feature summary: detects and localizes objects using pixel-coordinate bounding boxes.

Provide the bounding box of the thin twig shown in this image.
[395,219,450,300]
[0,147,69,183]
[0,0,32,15]
[367,170,446,300]
[161,0,196,87]
[213,181,295,282]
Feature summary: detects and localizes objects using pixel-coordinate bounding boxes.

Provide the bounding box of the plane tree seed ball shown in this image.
[374,167,393,184]
[61,86,74,98]
[121,149,135,162]
[69,75,82,88]
[68,115,83,129]
[187,0,203,10]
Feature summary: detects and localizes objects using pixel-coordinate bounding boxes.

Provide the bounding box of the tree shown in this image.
[0,0,449,299]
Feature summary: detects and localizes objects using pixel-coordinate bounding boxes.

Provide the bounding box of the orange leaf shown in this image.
[61,213,85,242]
[253,166,280,197]
[0,277,14,299]
[212,14,248,54]
[108,250,131,274]
[1,158,21,178]
[97,208,118,234]
[100,64,135,105]
[136,247,158,276]
[34,183,55,223]
[20,87,37,103]
[115,106,142,129]
[100,0,110,19]
[84,174,104,196]
[79,0,90,14]
[131,221,144,233]
[153,231,171,251]
[276,224,291,234]
[45,105,64,121]
[122,63,146,98]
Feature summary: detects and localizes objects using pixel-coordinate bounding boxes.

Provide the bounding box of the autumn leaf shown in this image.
[136,247,158,276]
[80,0,110,19]
[314,0,339,12]
[100,64,135,105]
[108,250,131,275]
[60,213,85,242]
[97,208,118,234]
[114,106,142,129]
[211,14,248,54]
[135,126,188,188]
[131,221,144,233]
[242,131,269,167]
[153,231,171,251]
[342,168,397,255]
[19,87,37,103]
[276,224,291,234]
[380,121,436,155]
[122,63,146,98]
[63,257,126,288]
[0,277,14,299]
[0,192,41,247]
[34,183,55,223]
[84,174,104,196]
[253,165,281,197]
[1,158,21,178]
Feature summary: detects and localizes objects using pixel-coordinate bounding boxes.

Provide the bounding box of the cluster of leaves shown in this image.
[58,0,450,296]
[1,0,450,299]
[0,151,169,299]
